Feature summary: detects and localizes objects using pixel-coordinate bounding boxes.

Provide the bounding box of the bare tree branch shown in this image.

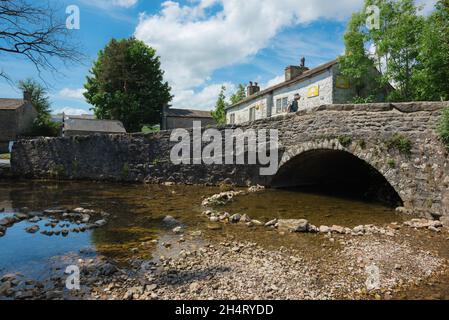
[0,0,85,82]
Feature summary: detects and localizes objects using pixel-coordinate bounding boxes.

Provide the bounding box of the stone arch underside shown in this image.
[270,143,404,207]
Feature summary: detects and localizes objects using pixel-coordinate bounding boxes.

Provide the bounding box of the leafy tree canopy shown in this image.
[18,79,60,137]
[230,84,246,105]
[339,0,428,102]
[84,38,172,132]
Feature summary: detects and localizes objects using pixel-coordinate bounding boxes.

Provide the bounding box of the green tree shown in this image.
[338,11,377,97]
[230,84,246,105]
[414,0,449,101]
[18,79,60,137]
[339,0,425,102]
[211,86,227,125]
[84,38,172,132]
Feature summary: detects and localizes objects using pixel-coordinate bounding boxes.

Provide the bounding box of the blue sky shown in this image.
[0,0,436,114]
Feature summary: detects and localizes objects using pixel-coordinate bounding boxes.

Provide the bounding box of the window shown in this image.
[229,113,235,124]
[276,99,282,114]
[282,97,289,112]
[276,97,289,113]
[249,107,256,122]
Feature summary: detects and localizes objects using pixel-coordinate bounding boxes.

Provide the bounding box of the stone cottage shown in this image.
[0,92,37,153]
[225,58,385,124]
[161,106,216,130]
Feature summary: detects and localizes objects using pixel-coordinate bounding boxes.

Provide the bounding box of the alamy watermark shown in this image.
[66,5,80,30]
[170,121,279,176]
[365,264,380,290]
[366,5,380,30]
[65,265,80,290]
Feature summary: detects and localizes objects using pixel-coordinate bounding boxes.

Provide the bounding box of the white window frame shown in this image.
[276,99,282,114]
[249,107,256,122]
[229,113,235,124]
[282,97,289,112]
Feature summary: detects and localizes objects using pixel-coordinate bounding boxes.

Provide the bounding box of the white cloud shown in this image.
[84,0,138,8]
[135,0,363,93]
[112,0,138,7]
[53,107,93,116]
[263,75,284,89]
[173,82,235,110]
[58,88,87,100]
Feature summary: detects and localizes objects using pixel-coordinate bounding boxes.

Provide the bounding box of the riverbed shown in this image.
[0,180,448,300]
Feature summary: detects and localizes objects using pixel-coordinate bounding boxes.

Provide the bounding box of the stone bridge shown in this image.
[11,102,449,218]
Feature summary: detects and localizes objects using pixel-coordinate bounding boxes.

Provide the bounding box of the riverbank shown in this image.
[1,227,448,300]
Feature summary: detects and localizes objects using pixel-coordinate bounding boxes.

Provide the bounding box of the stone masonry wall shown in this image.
[10,102,449,218]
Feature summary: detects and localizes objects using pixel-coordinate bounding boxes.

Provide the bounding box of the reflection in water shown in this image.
[223,188,402,227]
[0,180,404,279]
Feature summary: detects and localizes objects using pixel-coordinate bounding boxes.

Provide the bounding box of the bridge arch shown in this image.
[271,140,404,206]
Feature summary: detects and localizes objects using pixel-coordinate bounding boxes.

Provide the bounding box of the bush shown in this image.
[351,95,375,104]
[387,159,396,168]
[385,133,412,155]
[338,136,352,148]
[437,107,449,149]
[28,118,61,137]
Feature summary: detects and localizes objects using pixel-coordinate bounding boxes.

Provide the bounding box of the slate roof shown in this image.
[226,59,338,110]
[64,118,127,134]
[166,108,213,118]
[51,114,96,123]
[0,99,26,110]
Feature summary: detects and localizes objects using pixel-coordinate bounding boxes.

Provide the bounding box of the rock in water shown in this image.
[172,226,183,234]
[0,217,17,227]
[14,213,29,220]
[94,219,107,227]
[209,216,219,222]
[28,216,41,223]
[330,225,345,234]
[265,219,277,227]
[230,214,241,223]
[277,219,309,232]
[162,215,179,225]
[43,209,66,215]
[25,225,40,234]
[201,191,244,207]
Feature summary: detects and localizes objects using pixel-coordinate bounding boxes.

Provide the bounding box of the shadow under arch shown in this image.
[271,148,403,207]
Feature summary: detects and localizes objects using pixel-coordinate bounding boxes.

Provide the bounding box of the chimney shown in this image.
[23,90,31,102]
[246,81,261,97]
[284,57,309,81]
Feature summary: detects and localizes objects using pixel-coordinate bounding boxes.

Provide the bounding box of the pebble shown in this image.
[14,213,30,220]
[230,214,241,223]
[209,216,219,222]
[94,219,107,227]
[172,226,183,234]
[162,215,179,225]
[25,225,40,234]
[265,219,277,227]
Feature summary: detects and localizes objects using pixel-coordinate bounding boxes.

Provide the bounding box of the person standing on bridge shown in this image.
[288,93,301,113]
